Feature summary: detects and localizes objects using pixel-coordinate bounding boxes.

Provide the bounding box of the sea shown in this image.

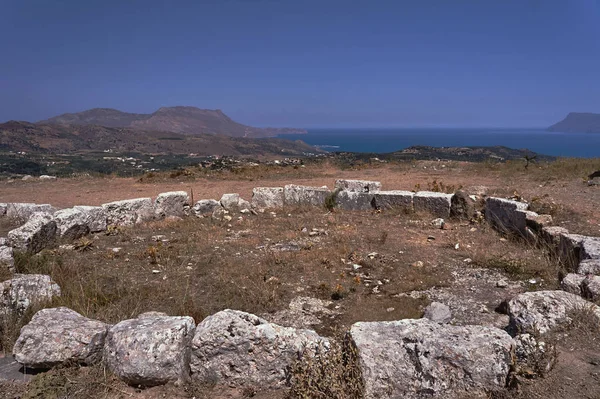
[277,128,600,158]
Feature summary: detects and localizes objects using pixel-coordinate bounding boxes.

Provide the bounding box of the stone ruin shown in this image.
[1,179,600,398]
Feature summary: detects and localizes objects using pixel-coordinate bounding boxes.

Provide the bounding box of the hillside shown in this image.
[39,106,307,138]
[547,112,600,133]
[0,121,317,156]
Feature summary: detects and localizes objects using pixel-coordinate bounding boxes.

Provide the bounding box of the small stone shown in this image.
[431,218,445,229]
[412,261,424,268]
[423,302,452,323]
[496,280,509,288]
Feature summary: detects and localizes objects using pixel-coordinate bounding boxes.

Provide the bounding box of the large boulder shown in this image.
[0,243,14,272]
[334,179,381,193]
[335,191,375,211]
[507,290,600,335]
[13,307,109,368]
[102,198,154,227]
[220,193,250,212]
[7,212,57,253]
[103,312,195,387]
[251,187,285,209]
[73,206,108,233]
[53,208,92,240]
[372,190,414,210]
[284,184,331,207]
[350,319,514,399]
[192,199,221,216]
[449,190,475,220]
[485,197,529,236]
[190,309,328,388]
[154,191,190,218]
[413,191,453,218]
[0,274,61,315]
[5,203,56,223]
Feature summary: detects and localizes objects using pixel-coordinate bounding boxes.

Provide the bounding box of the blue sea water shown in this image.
[278,128,600,158]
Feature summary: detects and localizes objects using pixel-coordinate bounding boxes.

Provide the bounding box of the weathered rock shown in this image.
[39,175,57,180]
[73,206,108,233]
[251,187,285,209]
[561,273,584,295]
[413,191,453,218]
[559,234,600,271]
[104,313,195,387]
[525,212,553,232]
[485,197,529,236]
[220,193,250,212]
[581,275,600,301]
[53,208,92,239]
[102,198,154,227]
[154,191,190,218]
[540,226,569,246]
[0,244,14,272]
[335,191,375,211]
[0,203,7,216]
[423,301,452,323]
[350,319,514,399]
[192,199,221,216]
[283,184,331,207]
[514,333,555,376]
[7,212,57,253]
[578,259,600,275]
[5,203,56,223]
[449,190,475,219]
[582,236,600,259]
[13,307,109,368]
[0,274,61,315]
[372,190,414,210]
[190,309,328,388]
[334,179,381,193]
[507,290,600,335]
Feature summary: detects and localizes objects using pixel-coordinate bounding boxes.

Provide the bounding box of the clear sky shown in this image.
[1,0,599,127]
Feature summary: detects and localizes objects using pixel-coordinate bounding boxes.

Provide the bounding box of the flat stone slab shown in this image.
[372,190,414,210]
[334,179,381,193]
[284,184,331,207]
[154,191,190,218]
[485,197,529,236]
[5,203,56,223]
[413,191,453,218]
[102,198,155,227]
[192,199,220,216]
[0,356,36,382]
[251,187,285,209]
[335,191,375,211]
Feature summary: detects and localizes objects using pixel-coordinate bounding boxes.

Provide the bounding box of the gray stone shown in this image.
[540,226,569,246]
[13,307,109,368]
[582,236,600,259]
[0,244,14,272]
[559,234,600,271]
[73,206,108,233]
[423,301,452,323]
[578,259,600,275]
[335,191,375,211]
[102,198,154,227]
[525,212,553,232]
[251,187,285,209]
[190,309,328,388]
[449,190,476,220]
[514,333,555,375]
[561,273,584,295]
[220,193,250,212]
[588,177,600,186]
[104,313,195,387]
[0,203,7,216]
[192,199,220,216]
[350,319,514,399]
[372,190,414,210]
[7,212,57,253]
[334,179,381,193]
[485,197,529,236]
[283,184,331,207]
[53,208,91,240]
[154,191,190,218]
[581,275,600,301]
[5,203,56,224]
[0,274,61,315]
[507,290,600,335]
[413,191,453,218]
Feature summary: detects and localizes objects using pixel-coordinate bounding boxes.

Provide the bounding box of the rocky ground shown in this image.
[0,158,599,398]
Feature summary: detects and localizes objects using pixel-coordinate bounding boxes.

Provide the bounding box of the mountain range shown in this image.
[547,112,600,133]
[38,106,307,138]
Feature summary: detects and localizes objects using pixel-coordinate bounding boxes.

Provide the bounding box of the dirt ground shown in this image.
[1,159,599,398]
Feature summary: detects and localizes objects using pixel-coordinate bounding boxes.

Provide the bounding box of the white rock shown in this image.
[13,307,109,368]
[0,274,61,315]
[102,198,154,227]
[7,212,57,253]
[485,197,529,236]
[577,259,600,275]
[54,208,92,239]
[413,191,453,218]
[73,206,108,232]
[192,199,220,216]
[350,319,514,399]
[103,313,196,387]
[154,191,190,218]
[334,179,381,193]
[560,273,585,295]
[190,309,328,388]
[507,290,600,335]
[283,184,332,207]
[251,187,285,209]
[39,175,57,180]
[5,203,56,223]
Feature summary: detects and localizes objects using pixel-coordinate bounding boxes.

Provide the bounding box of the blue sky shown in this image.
[1,0,599,127]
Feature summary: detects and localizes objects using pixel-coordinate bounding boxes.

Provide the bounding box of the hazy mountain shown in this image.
[548,112,600,133]
[39,106,307,138]
[0,121,317,156]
